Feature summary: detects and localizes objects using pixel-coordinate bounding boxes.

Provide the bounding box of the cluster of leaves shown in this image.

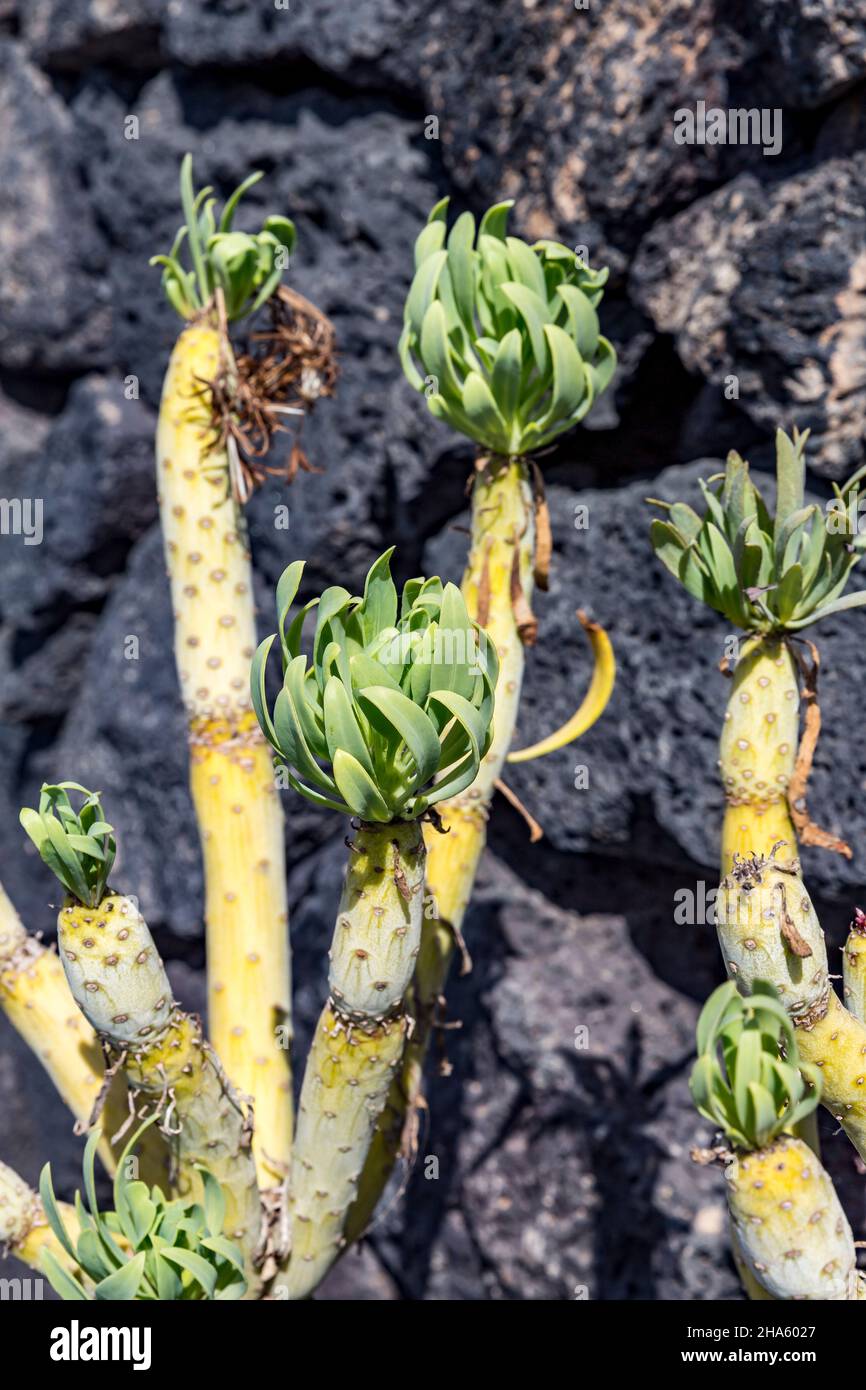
[151,154,296,322]
[690,981,821,1151]
[252,549,498,821]
[399,198,616,456]
[39,1124,246,1301]
[649,428,866,632]
[19,783,114,909]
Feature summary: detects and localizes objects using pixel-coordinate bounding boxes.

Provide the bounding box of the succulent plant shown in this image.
[716,852,866,1164]
[844,907,866,1025]
[255,549,498,1298]
[150,154,296,322]
[151,155,309,1189]
[20,781,265,1286]
[38,1123,247,1301]
[339,200,620,1254]
[399,198,615,456]
[0,878,117,1170]
[649,428,866,634]
[251,548,498,823]
[19,783,115,909]
[648,427,866,872]
[691,980,820,1151]
[690,982,861,1302]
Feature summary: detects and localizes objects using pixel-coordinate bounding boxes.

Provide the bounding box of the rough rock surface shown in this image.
[735,1,866,108]
[2,2,866,1301]
[0,42,109,371]
[633,161,866,478]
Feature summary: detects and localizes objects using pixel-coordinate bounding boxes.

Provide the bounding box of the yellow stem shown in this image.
[0,884,106,1143]
[156,320,292,1188]
[0,882,169,1179]
[276,1008,407,1300]
[843,920,866,1024]
[285,822,424,1294]
[796,993,866,1161]
[123,1012,264,1293]
[719,636,799,873]
[55,892,263,1290]
[0,1159,80,1276]
[726,1137,856,1300]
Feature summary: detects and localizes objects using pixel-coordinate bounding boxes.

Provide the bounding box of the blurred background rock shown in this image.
[2,0,866,1299]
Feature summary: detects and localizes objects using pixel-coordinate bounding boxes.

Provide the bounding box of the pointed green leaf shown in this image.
[774,428,806,540]
[541,323,588,428]
[40,1250,89,1301]
[323,676,376,777]
[461,371,509,450]
[500,281,551,373]
[356,687,441,789]
[478,201,513,241]
[159,1247,217,1299]
[489,328,524,423]
[332,748,392,820]
[555,283,599,359]
[94,1252,147,1301]
[447,212,477,333]
[405,250,448,340]
[505,236,548,301]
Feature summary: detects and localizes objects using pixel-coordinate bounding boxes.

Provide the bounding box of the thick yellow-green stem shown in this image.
[726,1138,856,1300]
[843,913,866,1023]
[156,319,292,1188]
[0,883,109,1158]
[0,882,172,1181]
[716,858,866,1161]
[796,993,866,1160]
[0,1159,80,1276]
[347,457,534,1239]
[275,1009,407,1300]
[282,821,425,1298]
[730,1221,775,1301]
[720,637,799,874]
[123,1014,264,1290]
[56,892,264,1291]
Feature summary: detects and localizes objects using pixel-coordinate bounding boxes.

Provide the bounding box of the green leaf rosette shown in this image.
[251,549,498,822]
[649,428,866,633]
[150,154,296,322]
[690,981,822,1152]
[399,198,616,456]
[38,1122,247,1301]
[20,783,115,909]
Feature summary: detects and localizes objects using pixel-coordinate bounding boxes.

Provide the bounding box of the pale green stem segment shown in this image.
[726,1138,857,1301]
[276,1008,407,1300]
[329,821,427,1020]
[55,893,264,1293]
[843,913,866,1024]
[730,1220,776,1302]
[715,857,829,1026]
[0,1160,78,1276]
[57,894,173,1046]
[719,637,799,874]
[279,821,425,1298]
[716,857,866,1162]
